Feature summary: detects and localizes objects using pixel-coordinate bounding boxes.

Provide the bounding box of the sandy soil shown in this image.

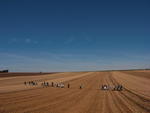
[0,73,53,77]
[0,71,149,113]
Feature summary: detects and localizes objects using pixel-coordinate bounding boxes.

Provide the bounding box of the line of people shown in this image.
[24,81,83,89]
[101,84,123,91]
[41,81,50,87]
[24,81,38,86]
[24,81,123,91]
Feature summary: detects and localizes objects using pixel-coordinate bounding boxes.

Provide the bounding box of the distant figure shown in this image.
[32,81,35,85]
[117,85,123,91]
[51,82,54,87]
[46,82,49,87]
[24,82,27,85]
[60,83,64,88]
[56,83,59,87]
[113,85,123,91]
[80,85,83,89]
[120,85,123,90]
[68,83,70,88]
[101,85,108,90]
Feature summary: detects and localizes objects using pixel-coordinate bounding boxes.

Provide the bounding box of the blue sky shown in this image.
[0,0,150,72]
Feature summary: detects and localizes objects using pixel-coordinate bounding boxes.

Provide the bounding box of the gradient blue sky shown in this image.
[0,0,150,72]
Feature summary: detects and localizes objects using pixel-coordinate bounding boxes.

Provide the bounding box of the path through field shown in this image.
[0,71,150,113]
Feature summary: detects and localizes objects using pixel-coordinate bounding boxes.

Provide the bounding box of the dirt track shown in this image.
[0,71,150,113]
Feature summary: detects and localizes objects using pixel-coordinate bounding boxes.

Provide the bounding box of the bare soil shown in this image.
[0,71,149,113]
[0,72,55,77]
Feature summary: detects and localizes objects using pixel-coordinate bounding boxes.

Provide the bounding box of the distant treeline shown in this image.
[0,70,9,73]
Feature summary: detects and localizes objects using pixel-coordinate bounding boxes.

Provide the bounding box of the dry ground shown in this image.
[0,71,150,113]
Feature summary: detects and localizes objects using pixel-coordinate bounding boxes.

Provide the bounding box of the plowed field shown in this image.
[0,71,150,113]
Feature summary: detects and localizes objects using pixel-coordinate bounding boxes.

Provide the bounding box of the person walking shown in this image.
[51,82,54,87]
[68,83,70,88]
[24,81,27,85]
[47,82,49,87]
[80,85,83,89]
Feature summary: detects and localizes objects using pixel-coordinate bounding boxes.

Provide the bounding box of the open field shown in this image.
[0,72,55,77]
[0,71,150,113]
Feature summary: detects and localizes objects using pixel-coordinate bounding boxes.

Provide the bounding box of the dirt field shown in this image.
[0,71,150,113]
[0,72,55,77]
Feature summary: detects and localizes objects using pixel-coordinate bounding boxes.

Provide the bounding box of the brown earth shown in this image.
[0,72,55,77]
[0,71,149,113]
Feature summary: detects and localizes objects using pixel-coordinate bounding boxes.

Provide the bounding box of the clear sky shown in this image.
[0,0,150,72]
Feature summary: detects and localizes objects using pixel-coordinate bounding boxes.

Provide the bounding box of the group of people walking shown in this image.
[41,81,50,87]
[101,84,123,91]
[51,82,69,88]
[24,81,123,91]
[24,81,84,89]
[24,81,38,86]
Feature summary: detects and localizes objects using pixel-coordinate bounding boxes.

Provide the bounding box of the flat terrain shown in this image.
[0,72,54,77]
[0,71,150,113]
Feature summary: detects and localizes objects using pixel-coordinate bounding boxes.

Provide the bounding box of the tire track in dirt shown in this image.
[25,72,99,113]
[79,72,104,113]
[0,71,150,113]
[5,72,94,112]
[111,72,150,113]
[108,74,136,113]
[112,71,150,98]
[0,72,89,93]
[0,72,93,113]
[106,73,127,113]
[120,90,150,113]
[0,89,76,113]
[55,72,101,113]
[102,72,113,113]
[123,71,150,79]
[107,72,150,113]
[108,74,133,113]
